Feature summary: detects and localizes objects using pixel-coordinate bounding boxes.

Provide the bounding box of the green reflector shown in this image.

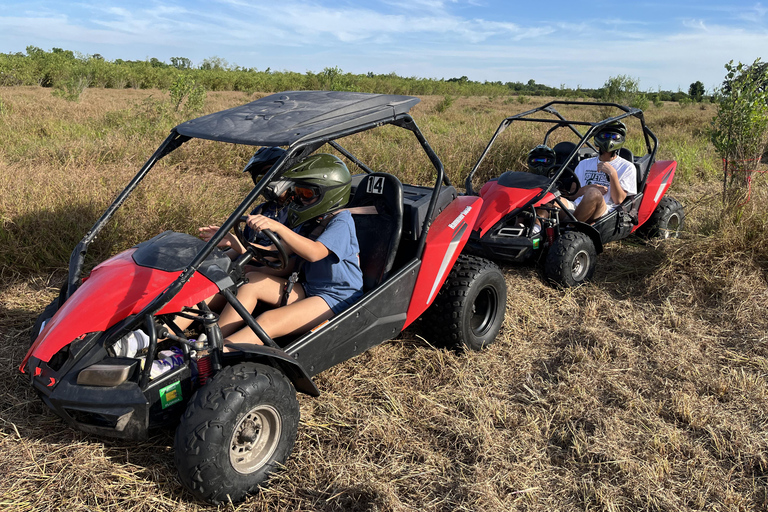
[533,237,540,249]
[160,381,183,409]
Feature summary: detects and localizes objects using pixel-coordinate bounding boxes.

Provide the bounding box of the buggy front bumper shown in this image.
[28,355,191,441]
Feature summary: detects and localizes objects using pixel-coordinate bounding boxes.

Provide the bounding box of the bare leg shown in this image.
[573,188,608,223]
[217,271,294,337]
[224,296,334,346]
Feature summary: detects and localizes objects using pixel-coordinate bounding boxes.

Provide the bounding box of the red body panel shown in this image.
[404,195,482,327]
[474,181,554,237]
[634,160,677,231]
[22,248,219,366]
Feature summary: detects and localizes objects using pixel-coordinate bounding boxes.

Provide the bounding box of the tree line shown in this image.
[0,46,702,102]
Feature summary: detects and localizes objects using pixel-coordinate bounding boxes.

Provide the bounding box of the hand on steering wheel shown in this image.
[233,216,289,270]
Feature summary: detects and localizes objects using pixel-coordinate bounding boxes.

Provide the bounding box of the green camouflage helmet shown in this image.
[593,121,627,153]
[527,144,557,175]
[280,153,351,227]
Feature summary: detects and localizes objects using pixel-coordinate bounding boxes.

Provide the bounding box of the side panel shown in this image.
[635,160,677,230]
[285,260,420,377]
[405,195,482,327]
[23,249,219,366]
[475,183,545,237]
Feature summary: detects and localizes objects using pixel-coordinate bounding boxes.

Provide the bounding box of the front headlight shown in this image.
[77,359,137,386]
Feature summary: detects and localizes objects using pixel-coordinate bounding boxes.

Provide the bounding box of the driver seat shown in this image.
[345,173,404,291]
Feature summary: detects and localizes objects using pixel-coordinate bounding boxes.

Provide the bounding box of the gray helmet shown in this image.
[593,121,627,153]
[243,146,287,186]
[527,145,557,175]
[274,154,351,227]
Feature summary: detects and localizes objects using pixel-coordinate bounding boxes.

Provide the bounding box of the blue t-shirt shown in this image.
[301,210,364,315]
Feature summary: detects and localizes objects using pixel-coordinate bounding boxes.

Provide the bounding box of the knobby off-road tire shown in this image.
[544,231,597,288]
[422,254,507,351]
[641,196,685,239]
[174,362,299,504]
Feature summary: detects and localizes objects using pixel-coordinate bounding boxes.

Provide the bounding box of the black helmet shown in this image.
[272,154,351,227]
[527,145,557,175]
[243,146,287,185]
[594,121,627,153]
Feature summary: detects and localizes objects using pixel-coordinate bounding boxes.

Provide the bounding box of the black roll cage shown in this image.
[464,100,659,206]
[63,94,449,369]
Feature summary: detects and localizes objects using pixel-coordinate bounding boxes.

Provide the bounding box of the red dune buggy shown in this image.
[464,100,684,287]
[21,91,507,503]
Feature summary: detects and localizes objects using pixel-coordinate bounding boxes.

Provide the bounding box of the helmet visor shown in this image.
[596,132,624,142]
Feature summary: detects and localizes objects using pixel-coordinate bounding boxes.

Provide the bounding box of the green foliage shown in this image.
[0,45,699,103]
[170,57,192,70]
[688,81,705,102]
[435,95,455,113]
[52,75,88,102]
[168,74,206,113]
[600,75,649,115]
[710,59,768,200]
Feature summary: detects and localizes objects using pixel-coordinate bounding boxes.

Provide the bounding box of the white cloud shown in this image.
[2,0,767,90]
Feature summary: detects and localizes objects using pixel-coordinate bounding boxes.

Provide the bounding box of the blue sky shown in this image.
[1,1,766,92]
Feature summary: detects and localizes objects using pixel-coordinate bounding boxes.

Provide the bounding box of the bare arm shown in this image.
[245,214,330,262]
[598,161,627,204]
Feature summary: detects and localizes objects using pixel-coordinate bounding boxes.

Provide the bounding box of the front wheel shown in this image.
[544,231,597,287]
[422,255,507,351]
[174,362,299,504]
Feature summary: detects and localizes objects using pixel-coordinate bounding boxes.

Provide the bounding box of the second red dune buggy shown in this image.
[21,91,507,504]
[464,100,684,287]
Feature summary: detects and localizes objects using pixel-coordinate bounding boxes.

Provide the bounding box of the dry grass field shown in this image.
[1,87,767,511]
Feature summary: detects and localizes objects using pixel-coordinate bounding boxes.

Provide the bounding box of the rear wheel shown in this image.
[422,255,507,351]
[544,231,597,287]
[641,197,685,239]
[174,362,299,504]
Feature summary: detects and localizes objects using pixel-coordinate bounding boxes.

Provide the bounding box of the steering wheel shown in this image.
[549,167,581,196]
[233,216,289,270]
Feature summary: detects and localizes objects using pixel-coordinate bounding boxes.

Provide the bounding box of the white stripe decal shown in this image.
[448,206,472,230]
[426,223,467,304]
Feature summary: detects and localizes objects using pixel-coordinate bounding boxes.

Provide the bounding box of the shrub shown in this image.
[709,59,768,202]
[52,75,88,102]
[435,95,455,113]
[169,74,206,113]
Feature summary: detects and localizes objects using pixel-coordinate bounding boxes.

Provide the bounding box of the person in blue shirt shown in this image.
[216,153,364,347]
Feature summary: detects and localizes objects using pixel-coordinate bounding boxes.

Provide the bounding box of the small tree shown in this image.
[169,74,206,113]
[170,57,192,70]
[600,75,649,116]
[688,81,705,102]
[710,59,768,202]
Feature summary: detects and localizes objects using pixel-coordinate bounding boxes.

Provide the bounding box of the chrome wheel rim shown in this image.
[229,404,282,474]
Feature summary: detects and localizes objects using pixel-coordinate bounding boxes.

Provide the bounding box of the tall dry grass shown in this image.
[1,87,767,511]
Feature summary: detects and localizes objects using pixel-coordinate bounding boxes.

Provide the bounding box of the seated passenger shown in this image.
[560,121,637,222]
[217,154,364,348]
[527,144,557,177]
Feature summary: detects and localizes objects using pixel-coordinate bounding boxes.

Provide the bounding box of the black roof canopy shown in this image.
[174,90,420,147]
